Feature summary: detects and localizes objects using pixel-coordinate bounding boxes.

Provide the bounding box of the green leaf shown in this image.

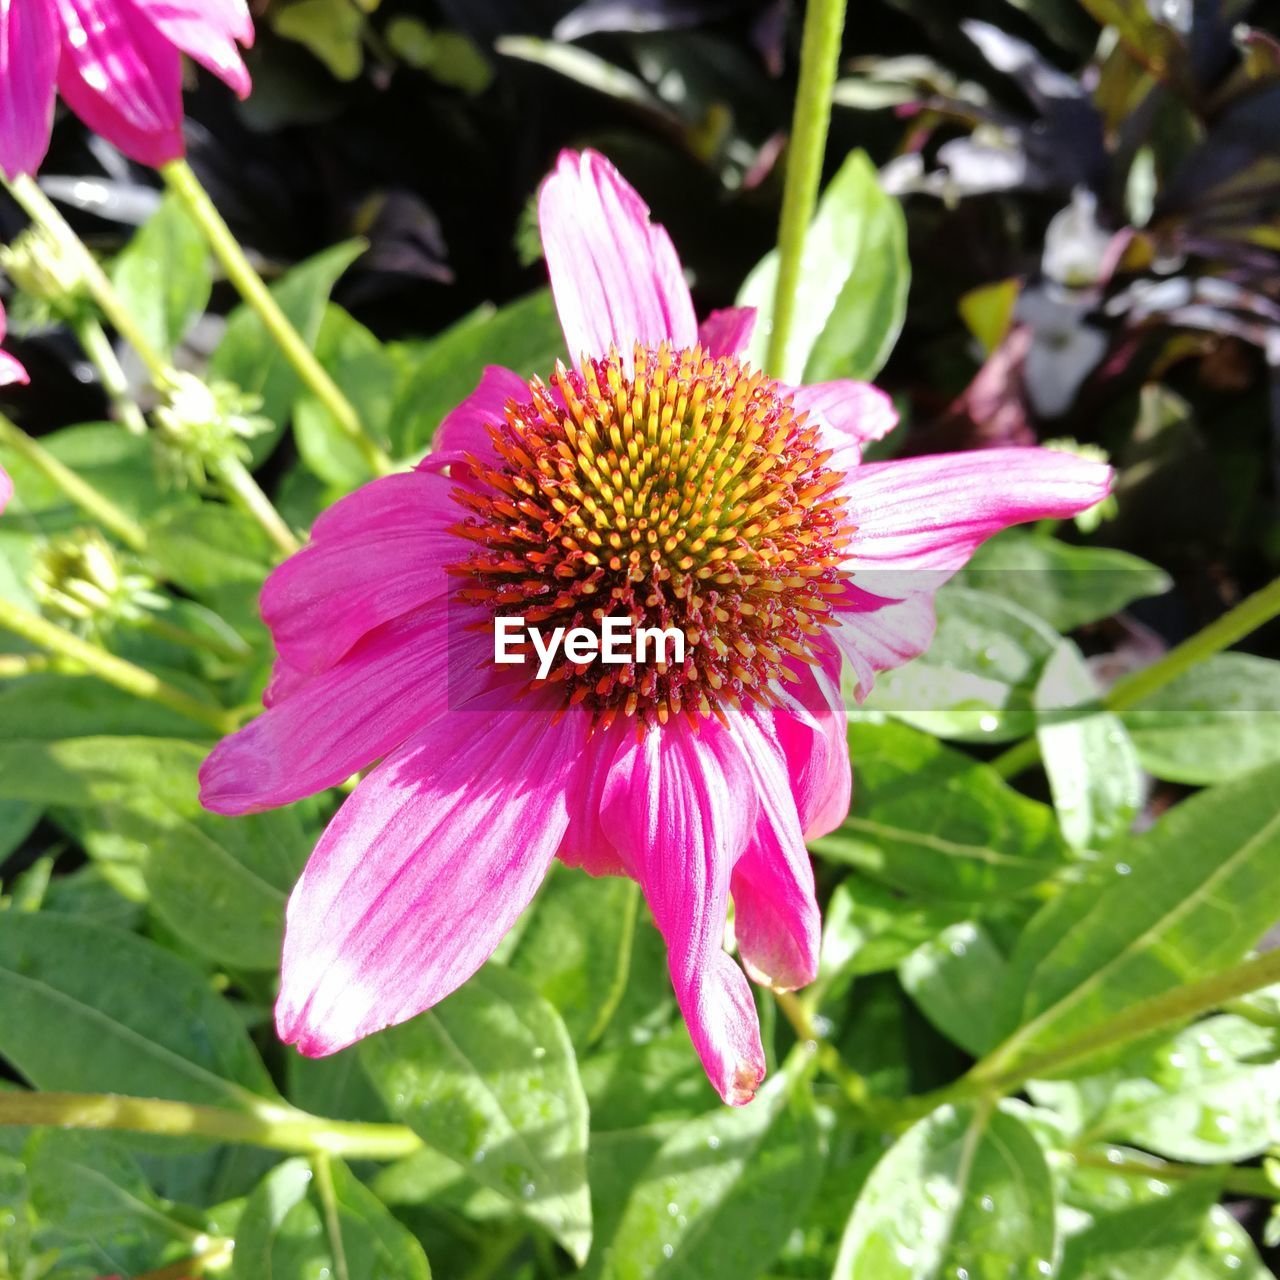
[813,722,1070,901]
[1059,1160,1219,1280]
[209,240,366,434]
[0,673,215,741]
[596,1070,823,1280]
[360,964,592,1263]
[960,530,1172,631]
[233,1157,431,1279]
[1036,1015,1280,1163]
[900,922,1008,1056]
[0,913,275,1105]
[111,193,212,357]
[388,288,566,457]
[833,1103,1057,1279]
[1122,654,1280,785]
[27,1130,200,1274]
[1034,639,1143,850]
[294,304,398,490]
[739,150,909,383]
[270,0,366,79]
[991,763,1280,1073]
[1170,1206,1272,1280]
[862,587,1061,741]
[508,868,640,1049]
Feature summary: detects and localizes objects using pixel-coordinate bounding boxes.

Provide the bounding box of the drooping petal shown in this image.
[55,0,186,168]
[788,380,898,472]
[0,350,28,387]
[841,448,1113,594]
[833,586,937,701]
[131,0,254,98]
[417,365,527,477]
[0,465,11,513]
[539,149,697,364]
[767,636,850,839]
[602,718,765,1104]
[276,704,589,1056]
[726,707,820,992]
[200,600,468,815]
[698,306,756,358]
[260,470,463,674]
[0,0,59,179]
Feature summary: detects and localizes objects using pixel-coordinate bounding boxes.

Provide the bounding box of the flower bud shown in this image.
[30,528,159,635]
[153,372,270,488]
[1043,439,1117,532]
[0,225,90,321]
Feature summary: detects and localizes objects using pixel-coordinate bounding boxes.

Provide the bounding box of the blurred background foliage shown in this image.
[1,0,1280,1276]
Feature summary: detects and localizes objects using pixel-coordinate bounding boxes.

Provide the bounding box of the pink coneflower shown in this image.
[0,0,254,177]
[200,150,1111,1105]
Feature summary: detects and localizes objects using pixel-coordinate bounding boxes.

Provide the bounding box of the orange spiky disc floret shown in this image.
[447,342,856,730]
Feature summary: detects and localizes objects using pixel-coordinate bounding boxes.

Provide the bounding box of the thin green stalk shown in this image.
[6,175,170,384]
[0,653,52,678]
[1071,1149,1279,1200]
[765,0,849,378]
[73,314,148,436]
[992,571,1280,779]
[0,413,147,551]
[0,596,237,735]
[774,988,872,1111]
[312,1151,352,1280]
[161,159,393,477]
[213,454,300,556]
[0,1091,424,1161]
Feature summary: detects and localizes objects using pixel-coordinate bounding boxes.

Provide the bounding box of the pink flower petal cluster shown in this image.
[0,298,28,511]
[200,150,1112,1105]
[0,0,254,177]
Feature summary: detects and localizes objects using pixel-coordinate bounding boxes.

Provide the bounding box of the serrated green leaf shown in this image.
[739,150,909,383]
[813,721,1069,900]
[833,1103,1057,1279]
[360,965,592,1263]
[1123,654,1280,785]
[991,763,1280,1073]
[111,193,211,358]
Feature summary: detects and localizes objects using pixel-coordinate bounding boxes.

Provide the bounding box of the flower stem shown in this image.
[161,159,393,478]
[72,314,149,437]
[6,175,171,385]
[213,454,300,556]
[0,1090,424,1161]
[0,596,237,735]
[1070,1149,1279,1200]
[0,413,148,551]
[992,571,1280,779]
[774,988,872,1110]
[765,0,848,379]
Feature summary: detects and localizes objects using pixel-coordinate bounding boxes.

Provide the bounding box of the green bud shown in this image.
[0,225,90,321]
[1044,438,1118,533]
[30,528,160,635]
[153,372,271,488]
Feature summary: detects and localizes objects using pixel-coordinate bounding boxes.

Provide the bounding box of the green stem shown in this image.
[1071,1150,1278,1200]
[774,988,873,1111]
[992,572,1280,779]
[213,454,300,556]
[0,413,147,551]
[765,0,849,379]
[312,1152,352,1280]
[161,159,393,478]
[0,1091,424,1161]
[0,596,237,735]
[73,314,149,437]
[0,654,52,678]
[6,175,171,384]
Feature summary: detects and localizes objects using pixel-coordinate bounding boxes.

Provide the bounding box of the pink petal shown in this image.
[788,380,898,472]
[833,586,938,701]
[200,600,460,815]
[55,0,186,168]
[0,350,28,388]
[261,470,463,675]
[417,365,527,477]
[842,449,1113,592]
[602,719,765,1105]
[276,706,588,1056]
[131,0,253,98]
[767,636,849,839]
[699,307,757,359]
[726,707,820,992]
[0,465,11,514]
[539,149,697,364]
[556,718,630,878]
[0,0,58,179]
